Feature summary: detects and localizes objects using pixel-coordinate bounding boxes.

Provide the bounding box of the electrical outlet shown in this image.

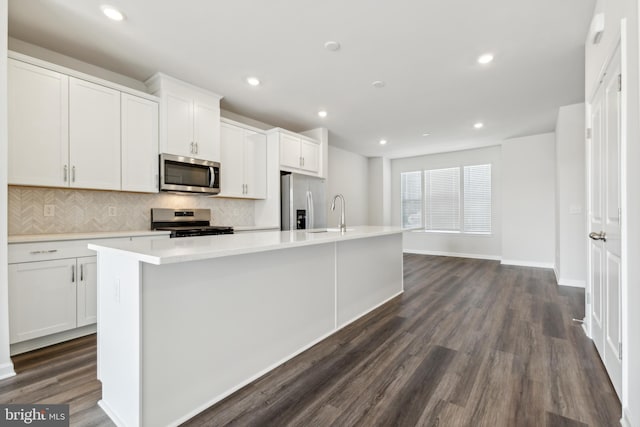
[108,206,117,217]
[44,205,55,217]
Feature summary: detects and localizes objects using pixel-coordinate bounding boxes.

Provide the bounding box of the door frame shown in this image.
[585,19,628,406]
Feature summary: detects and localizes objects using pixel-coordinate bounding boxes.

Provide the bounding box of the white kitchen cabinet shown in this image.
[219,121,267,199]
[8,233,170,351]
[121,94,159,192]
[7,53,160,193]
[8,258,77,344]
[8,58,69,187]
[276,129,321,175]
[146,73,223,162]
[76,256,97,327]
[69,77,121,190]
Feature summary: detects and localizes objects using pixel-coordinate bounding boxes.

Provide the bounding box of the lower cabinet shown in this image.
[8,256,97,344]
[8,234,170,350]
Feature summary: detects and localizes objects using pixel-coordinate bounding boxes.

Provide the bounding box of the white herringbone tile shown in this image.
[8,186,255,235]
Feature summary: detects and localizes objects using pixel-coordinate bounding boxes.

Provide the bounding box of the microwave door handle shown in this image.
[209,167,215,188]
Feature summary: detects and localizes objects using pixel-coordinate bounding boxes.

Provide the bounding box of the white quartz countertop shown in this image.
[88,226,403,265]
[8,230,171,244]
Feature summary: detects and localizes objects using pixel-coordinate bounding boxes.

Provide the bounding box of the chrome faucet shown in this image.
[331,194,347,232]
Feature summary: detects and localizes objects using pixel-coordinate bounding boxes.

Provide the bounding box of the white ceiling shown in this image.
[8,0,595,159]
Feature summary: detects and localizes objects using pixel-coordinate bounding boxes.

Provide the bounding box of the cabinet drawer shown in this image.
[8,237,130,264]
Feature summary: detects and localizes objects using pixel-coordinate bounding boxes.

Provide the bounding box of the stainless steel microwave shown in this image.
[159,153,220,195]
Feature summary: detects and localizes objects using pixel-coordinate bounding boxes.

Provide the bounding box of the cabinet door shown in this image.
[193,99,221,161]
[300,139,320,173]
[8,259,77,343]
[122,94,159,192]
[280,133,301,169]
[244,131,267,199]
[69,77,121,190]
[8,59,69,187]
[219,123,246,197]
[165,92,194,157]
[77,256,97,327]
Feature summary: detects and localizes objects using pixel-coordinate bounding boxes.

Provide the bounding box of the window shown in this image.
[400,164,492,234]
[401,171,422,228]
[425,167,460,231]
[463,164,491,233]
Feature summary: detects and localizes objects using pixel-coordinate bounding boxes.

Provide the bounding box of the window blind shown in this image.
[463,164,491,233]
[400,171,422,228]
[425,167,460,231]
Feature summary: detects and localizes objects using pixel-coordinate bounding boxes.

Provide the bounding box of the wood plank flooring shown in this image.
[0,254,621,426]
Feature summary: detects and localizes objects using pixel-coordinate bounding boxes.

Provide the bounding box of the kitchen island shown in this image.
[88,226,403,427]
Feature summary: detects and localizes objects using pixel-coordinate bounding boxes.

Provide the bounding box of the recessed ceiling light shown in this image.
[477,53,494,64]
[246,77,261,86]
[372,81,386,88]
[101,5,125,21]
[379,139,388,145]
[324,41,341,51]
[474,122,484,129]
[422,133,431,137]
[318,110,328,118]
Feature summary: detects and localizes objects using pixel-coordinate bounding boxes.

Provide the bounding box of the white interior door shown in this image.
[588,45,622,399]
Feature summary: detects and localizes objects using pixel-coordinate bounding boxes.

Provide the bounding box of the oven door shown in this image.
[160,154,220,194]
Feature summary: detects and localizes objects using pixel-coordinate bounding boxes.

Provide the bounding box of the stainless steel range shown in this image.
[151,208,233,238]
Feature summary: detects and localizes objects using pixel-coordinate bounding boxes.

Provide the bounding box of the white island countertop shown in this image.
[88,226,402,265]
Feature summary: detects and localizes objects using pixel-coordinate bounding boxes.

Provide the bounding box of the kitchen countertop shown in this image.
[88,226,403,265]
[8,230,171,244]
[233,225,280,232]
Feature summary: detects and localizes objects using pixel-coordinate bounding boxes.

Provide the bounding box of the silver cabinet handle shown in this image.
[72,166,76,182]
[71,265,75,283]
[190,142,194,154]
[29,249,58,255]
[64,165,68,182]
[589,231,607,242]
[195,142,198,154]
[80,264,84,281]
[302,157,305,167]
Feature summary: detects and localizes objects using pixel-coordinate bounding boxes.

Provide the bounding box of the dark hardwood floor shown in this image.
[0,254,621,426]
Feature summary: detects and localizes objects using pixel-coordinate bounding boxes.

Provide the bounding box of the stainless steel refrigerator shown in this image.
[281,173,327,230]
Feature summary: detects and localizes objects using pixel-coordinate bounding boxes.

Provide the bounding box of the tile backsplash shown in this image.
[8,186,255,235]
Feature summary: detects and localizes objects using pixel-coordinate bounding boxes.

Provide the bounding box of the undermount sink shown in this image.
[305,228,355,233]
[326,228,355,232]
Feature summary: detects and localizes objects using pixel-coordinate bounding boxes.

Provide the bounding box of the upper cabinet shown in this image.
[69,77,121,190]
[273,129,322,176]
[8,59,69,187]
[121,94,159,192]
[219,120,267,199]
[146,73,223,162]
[7,54,160,193]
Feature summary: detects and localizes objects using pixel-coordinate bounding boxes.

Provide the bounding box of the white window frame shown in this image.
[400,164,492,235]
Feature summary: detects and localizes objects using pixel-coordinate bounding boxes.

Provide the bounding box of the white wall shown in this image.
[585,1,639,423]
[501,133,556,268]
[368,157,391,226]
[327,146,369,226]
[555,104,586,287]
[391,145,502,259]
[1,0,16,380]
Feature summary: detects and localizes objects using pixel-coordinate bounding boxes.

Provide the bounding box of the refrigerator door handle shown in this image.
[307,190,314,230]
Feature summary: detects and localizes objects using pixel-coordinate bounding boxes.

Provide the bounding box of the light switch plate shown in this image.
[569,205,583,215]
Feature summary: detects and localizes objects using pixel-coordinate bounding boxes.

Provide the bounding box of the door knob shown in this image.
[589,231,607,242]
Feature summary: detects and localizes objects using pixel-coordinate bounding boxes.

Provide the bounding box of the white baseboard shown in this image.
[557,278,586,288]
[500,259,555,269]
[403,249,501,261]
[0,361,16,380]
[10,324,96,356]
